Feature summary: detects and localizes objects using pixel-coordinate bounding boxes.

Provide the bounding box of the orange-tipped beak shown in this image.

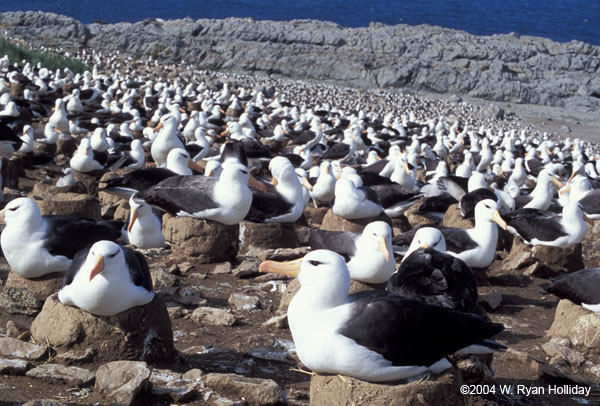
[89,255,104,281]
[272,176,278,187]
[248,174,268,192]
[584,214,595,227]
[324,165,329,175]
[492,210,507,230]
[378,237,390,261]
[559,184,571,195]
[206,169,213,177]
[83,147,89,155]
[422,244,430,249]
[188,159,204,173]
[153,121,163,133]
[376,155,382,161]
[179,107,186,113]
[567,171,576,185]
[552,177,564,188]
[258,258,302,277]
[127,208,138,233]
[220,128,230,138]
[0,209,5,223]
[301,177,313,191]
[404,163,411,175]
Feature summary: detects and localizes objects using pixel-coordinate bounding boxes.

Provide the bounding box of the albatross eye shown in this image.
[108,251,119,258]
[240,169,248,175]
[308,260,321,267]
[8,206,18,211]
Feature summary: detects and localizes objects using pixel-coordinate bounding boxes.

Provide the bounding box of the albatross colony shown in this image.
[0,41,599,402]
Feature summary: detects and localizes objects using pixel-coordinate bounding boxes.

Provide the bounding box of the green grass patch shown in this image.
[0,36,89,73]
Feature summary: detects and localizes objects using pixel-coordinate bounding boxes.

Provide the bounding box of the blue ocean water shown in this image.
[1,0,599,45]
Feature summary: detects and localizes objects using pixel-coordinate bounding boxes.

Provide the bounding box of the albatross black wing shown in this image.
[339,291,504,367]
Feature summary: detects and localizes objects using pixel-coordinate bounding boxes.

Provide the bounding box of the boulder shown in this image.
[0,287,43,315]
[31,180,87,197]
[162,214,238,263]
[71,170,102,195]
[26,363,95,387]
[309,369,464,406]
[532,243,584,275]
[56,136,77,156]
[302,206,329,227]
[404,199,439,227]
[203,373,286,406]
[442,203,474,229]
[547,299,600,349]
[35,193,101,218]
[189,306,238,327]
[0,337,48,361]
[238,221,299,256]
[0,358,31,375]
[4,271,64,302]
[31,294,175,364]
[391,215,412,234]
[95,361,152,406]
[321,209,392,233]
[98,170,134,206]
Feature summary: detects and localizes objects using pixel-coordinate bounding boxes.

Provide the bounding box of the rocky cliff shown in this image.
[1,11,599,111]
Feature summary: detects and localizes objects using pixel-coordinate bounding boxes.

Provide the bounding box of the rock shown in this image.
[22,400,66,406]
[56,136,77,156]
[391,215,412,233]
[183,368,204,381]
[0,358,31,375]
[0,337,48,361]
[278,279,299,312]
[262,314,288,329]
[310,368,464,406]
[0,286,42,315]
[95,361,152,406]
[55,348,97,365]
[503,236,534,271]
[532,243,585,275]
[190,307,238,327]
[500,348,541,380]
[542,339,585,366]
[405,199,439,227]
[203,373,286,406]
[113,199,131,221]
[98,171,132,206]
[547,299,600,349]
[5,320,28,339]
[35,193,101,218]
[151,368,199,402]
[228,293,260,310]
[302,206,329,227]
[72,170,103,194]
[238,221,299,256]
[4,271,64,302]
[243,246,311,262]
[162,214,238,263]
[212,262,232,274]
[453,355,493,384]
[31,180,87,197]
[232,258,261,278]
[442,203,474,229]
[177,287,207,306]
[321,209,392,233]
[26,363,95,387]
[477,287,502,311]
[150,267,177,294]
[31,294,175,364]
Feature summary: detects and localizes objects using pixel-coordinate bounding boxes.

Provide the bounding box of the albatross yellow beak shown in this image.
[89,255,105,281]
[0,209,5,223]
[258,258,302,277]
[301,177,313,191]
[127,208,138,233]
[378,237,390,261]
[422,244,430,249]
[153,121,163,133]
[492,210,507,230]
[248,174,268,192]
[559,184,571,195]
[584,213,595,227]
[188,159,204,173]
[552,177,564,188]
[272,176,278,187]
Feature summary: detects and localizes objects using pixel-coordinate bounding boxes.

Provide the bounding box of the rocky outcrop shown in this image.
[0,11,599,110]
